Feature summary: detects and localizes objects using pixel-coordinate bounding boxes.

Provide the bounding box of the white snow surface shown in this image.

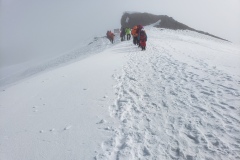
[1,27,240,160]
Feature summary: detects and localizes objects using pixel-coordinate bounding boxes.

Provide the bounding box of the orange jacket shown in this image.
[131,26,138,37]
[109,32,115,39]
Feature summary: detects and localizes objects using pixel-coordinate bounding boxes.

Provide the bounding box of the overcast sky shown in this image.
[1,0,240,67]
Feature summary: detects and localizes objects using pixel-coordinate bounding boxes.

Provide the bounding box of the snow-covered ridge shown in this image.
[146,20,161,27]
[0,35,118,89]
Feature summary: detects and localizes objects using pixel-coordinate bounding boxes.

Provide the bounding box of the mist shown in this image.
[1,0,239,68]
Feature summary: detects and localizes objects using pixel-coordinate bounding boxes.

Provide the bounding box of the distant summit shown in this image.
[121,12,228,41]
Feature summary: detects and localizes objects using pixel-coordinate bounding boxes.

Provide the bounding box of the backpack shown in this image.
[131,26,138,37]
[110,32,114,39]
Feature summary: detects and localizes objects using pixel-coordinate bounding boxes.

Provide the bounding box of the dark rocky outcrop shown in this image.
[121,12,228,41]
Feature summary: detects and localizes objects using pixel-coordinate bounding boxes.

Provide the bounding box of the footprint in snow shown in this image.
[64,125,72,130]
[50,128,55,132]
[96,119,106,124]
[103,95,108,98]
[33,106,38,112]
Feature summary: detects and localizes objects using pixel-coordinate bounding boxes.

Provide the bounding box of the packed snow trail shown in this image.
[97,28,240,160]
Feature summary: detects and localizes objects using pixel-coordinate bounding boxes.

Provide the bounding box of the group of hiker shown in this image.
[106,24,147,51]
[120,27,131,41]
[130,25,147,50]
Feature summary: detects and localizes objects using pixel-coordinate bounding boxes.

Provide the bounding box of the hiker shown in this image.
[120,27,126,41]
[109,31,115,44]
[131,25,138,45]
[137,25,143,47]
[139,29,147,51]
[125,27,131,40]
[106,30,115,44]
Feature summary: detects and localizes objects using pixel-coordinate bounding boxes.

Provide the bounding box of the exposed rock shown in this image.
[121,12,228,41]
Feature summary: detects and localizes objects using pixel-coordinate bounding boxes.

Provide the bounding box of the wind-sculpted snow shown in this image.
[97,28,240,159]
[0,35,119,89]
[20,36,120,77]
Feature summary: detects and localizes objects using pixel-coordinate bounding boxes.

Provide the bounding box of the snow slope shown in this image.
[0,35,125,160]
[0,35,121,89]
[1,27,240,160]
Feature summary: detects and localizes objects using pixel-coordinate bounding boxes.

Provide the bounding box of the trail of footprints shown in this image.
[98,42,240,160]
